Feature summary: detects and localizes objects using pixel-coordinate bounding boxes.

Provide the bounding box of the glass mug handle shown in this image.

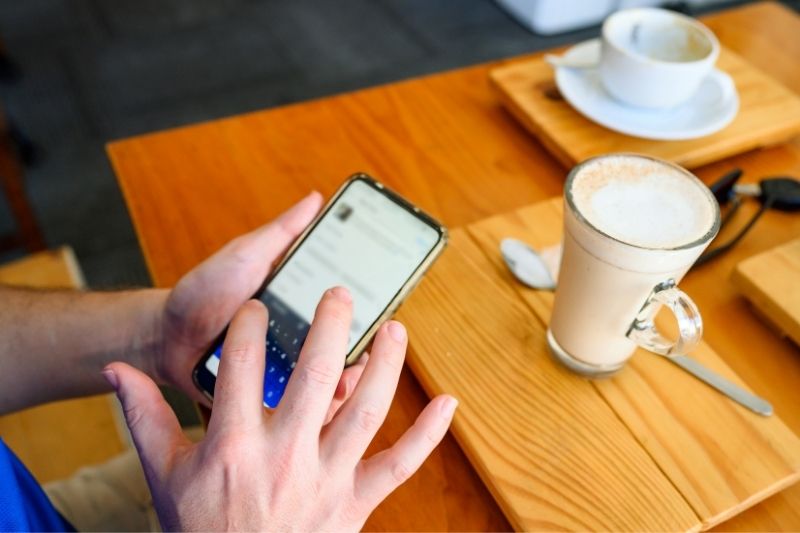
[626,279,703,356]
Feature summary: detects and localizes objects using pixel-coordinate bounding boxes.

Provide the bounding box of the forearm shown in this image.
[0,286,169,414]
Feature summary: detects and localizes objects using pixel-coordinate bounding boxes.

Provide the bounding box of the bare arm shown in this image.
[0,286,168,414]
[0,191,364,418]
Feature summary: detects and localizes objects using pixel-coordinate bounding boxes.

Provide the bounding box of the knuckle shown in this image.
[225,235,254,264]
[276,392,317,428]
[211,434,250,467]
[425,428,441,445]
[215,435,242,458]
[391,459,413,484]
[353,403,383,433]
[273,216,294,240]
[298,361,340,387]
[223,343,255,364]
[123,402,146,431]
[269,438,316,492]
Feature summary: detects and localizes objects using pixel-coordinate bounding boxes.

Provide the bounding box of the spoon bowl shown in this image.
[500,238,557,291]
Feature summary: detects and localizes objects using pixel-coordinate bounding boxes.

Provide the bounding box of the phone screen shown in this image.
[199,178,443,407]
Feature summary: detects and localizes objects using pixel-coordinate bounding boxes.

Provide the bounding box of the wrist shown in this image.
[130,288,171,383]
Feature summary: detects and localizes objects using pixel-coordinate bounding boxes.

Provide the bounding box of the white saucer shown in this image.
[554,39,739,141]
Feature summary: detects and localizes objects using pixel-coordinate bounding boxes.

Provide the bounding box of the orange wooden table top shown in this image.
[108,2,800,530]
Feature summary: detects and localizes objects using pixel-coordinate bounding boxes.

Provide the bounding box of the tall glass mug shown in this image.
[547,153,720,377]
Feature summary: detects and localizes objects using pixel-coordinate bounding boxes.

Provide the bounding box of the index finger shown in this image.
[208,299,269,433]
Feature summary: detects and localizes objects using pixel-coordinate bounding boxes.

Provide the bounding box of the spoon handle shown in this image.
[668,355,773,416]
[544,54,598,70]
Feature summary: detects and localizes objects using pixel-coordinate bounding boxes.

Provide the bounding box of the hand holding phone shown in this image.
[194,174,447,408]
[104,291,458,530]
[140,191,328,406]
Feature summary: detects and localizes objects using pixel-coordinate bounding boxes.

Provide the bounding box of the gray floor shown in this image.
[3,0,789,287]
[1,0,794,422]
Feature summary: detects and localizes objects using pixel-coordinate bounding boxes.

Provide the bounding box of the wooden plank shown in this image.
[0,247,126,483]
[0,246,85,288]
[466,198,800,530]
[713,486,800,531]
[731,238,800,347]
[398,230,700,532]
[489,46,800,170]
[0,396,127,483]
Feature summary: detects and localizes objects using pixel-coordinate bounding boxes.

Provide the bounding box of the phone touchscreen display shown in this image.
[204,179,441,407]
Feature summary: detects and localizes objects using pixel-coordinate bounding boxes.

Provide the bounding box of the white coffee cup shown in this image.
[547,153,720,377]
[599,8,725,109]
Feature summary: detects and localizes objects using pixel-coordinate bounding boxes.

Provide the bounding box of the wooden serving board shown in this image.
[732,238,800,347]
[398,198,800,531]
[489,46,800,169]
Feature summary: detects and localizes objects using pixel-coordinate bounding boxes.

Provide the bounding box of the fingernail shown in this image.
[441,396,458,419]
[102,368,119,391]
[387,321,406,343]
[330,286,352,303]
[247,298,266,311]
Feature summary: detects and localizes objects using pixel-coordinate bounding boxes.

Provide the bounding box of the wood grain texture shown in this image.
[466,198,800,530]
[107,3,800,530]
[0,248,126,483]
[0,396,127,483]
[489,46,800,170]
[731,238,800,346]
[398,230,700,531]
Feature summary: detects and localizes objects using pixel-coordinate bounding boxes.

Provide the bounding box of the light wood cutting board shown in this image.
[732,238,800,347]
[489,46,800,169]
[398,198,800,531]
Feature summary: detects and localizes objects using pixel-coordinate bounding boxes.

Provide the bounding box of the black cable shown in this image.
[718,195,742,230]
[695,196,774,267]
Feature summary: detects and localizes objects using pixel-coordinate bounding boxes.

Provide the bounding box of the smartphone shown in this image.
[193,173,448,408]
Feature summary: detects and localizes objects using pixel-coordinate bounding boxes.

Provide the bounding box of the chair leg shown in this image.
[0,36,21,82]
[0,127,46,253]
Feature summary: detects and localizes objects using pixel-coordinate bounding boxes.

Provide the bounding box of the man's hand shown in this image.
[105,291,457,530]
[150,192,365,417]
[0,192,365,415]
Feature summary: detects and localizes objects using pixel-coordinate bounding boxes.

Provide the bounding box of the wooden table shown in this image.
[108,3,800,530]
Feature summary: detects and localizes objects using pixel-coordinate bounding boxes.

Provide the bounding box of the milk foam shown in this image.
[570,156,716,249]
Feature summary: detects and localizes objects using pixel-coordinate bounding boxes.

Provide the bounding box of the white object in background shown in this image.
[496,0,719,35]
[496,0,615,35]
[554,39,738,140]
[617,0,664,8]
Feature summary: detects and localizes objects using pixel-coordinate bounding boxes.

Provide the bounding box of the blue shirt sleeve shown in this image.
[0,438,73,532]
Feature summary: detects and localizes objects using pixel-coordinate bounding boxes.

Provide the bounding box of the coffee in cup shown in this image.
[548,153,720,376]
